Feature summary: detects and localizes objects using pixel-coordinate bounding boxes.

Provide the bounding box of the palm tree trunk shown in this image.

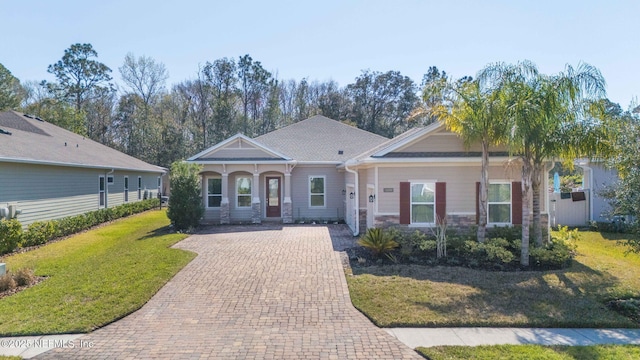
[477,140,489,243]
[521,159,532,266]
[532,162,543,246]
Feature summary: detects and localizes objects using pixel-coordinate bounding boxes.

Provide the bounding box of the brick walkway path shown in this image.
[37,225,420,359]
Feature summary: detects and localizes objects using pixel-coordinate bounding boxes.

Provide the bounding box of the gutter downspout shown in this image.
[344,160,359,236]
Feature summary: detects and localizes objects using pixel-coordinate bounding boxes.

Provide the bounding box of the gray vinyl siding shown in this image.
[0,162,162,226]
[587,163,617,222]
[290,166,345,221]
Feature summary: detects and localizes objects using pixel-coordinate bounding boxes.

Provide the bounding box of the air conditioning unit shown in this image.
[0,203,22,220]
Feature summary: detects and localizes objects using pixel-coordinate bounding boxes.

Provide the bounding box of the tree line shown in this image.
[0,43,437,168]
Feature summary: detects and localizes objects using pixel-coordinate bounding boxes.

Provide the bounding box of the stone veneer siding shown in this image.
[359,209,367,234]
[220,202,230,225]
[252,202,261,224]
[282,202,293,224]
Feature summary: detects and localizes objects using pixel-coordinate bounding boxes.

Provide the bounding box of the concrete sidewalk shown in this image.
[2,328,640,358]
[385,327,640,349]
[0,334,83,358]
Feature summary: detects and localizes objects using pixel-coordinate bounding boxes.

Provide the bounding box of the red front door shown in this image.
[266,177,281,217]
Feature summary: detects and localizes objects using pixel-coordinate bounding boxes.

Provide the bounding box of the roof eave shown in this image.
[357,156,515,164]
[188,159,294,165]
[0,157,165,173]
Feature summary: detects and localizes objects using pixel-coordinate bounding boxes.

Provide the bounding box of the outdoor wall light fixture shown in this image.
[368,194,375,203]
[349,192,355,199]
[342,189,346,196]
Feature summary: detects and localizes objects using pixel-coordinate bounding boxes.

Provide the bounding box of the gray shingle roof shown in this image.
[255,115,388,162]
[0,111,164,173]
[351,126,427,161]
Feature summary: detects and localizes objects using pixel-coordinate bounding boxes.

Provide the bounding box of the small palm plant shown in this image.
[357,228,399,257]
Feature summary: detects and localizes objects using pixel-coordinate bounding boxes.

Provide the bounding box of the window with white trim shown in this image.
[124,176,129,202]
[488,183,511,224]
[236,176,251,208]
[309,176,325,207]
[411,182,435,224]
[207,178,222,208]
[99,175,106,208]
[137,176,142,200]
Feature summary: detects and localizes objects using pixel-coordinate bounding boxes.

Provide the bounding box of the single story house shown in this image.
[0,111,165,226]
[187,115,549,235]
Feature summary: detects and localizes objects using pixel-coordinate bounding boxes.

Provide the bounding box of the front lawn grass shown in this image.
[347,231,640,328]
[0,210,194,336]
[417,344,640,359]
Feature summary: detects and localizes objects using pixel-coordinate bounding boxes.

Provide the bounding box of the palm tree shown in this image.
[478,61,538,264]
[482,62,606,250]
[429,76,508,243]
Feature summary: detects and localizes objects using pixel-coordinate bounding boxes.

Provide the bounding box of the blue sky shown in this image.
[2,0,639,107]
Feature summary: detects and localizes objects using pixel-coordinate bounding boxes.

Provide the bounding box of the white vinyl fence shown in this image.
[549,191,590,227]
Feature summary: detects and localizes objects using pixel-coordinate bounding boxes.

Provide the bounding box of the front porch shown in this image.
[200,163,295,225]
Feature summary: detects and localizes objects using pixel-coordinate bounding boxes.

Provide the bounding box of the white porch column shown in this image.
[220,173,230,224]
[252,172,261,223]
[283,170,293,223]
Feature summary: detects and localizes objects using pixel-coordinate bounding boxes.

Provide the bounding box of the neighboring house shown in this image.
[0,111,165,226]
[187,115,549,235]
[549,159,617,227]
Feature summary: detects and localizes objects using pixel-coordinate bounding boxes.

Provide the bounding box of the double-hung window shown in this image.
[309,176,325,207]
[207,178,222,208]
[411,182,435,224]
[137,176,142,200]
[236,176,252,208]
[488,183,511,224]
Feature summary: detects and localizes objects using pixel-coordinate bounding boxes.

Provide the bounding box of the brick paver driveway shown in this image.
[38,225,421,359]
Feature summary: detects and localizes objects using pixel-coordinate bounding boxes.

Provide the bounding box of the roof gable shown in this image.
[188,134,290,162]
[360,121,508,160]
[255,115,388,162]
[370,121,445,157]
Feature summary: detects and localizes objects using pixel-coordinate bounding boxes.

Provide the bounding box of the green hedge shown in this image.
[0,199,160,254]
[0,219,23,255]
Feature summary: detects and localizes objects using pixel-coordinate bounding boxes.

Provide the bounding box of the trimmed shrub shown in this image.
[487,225,522,241]
[358,228,399,257]
[458,238,517,268]
[23,221,58,247]
[167,161,204,231]
[484,238,516,264]
[0,219,23,255]
[530,242,573,269]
